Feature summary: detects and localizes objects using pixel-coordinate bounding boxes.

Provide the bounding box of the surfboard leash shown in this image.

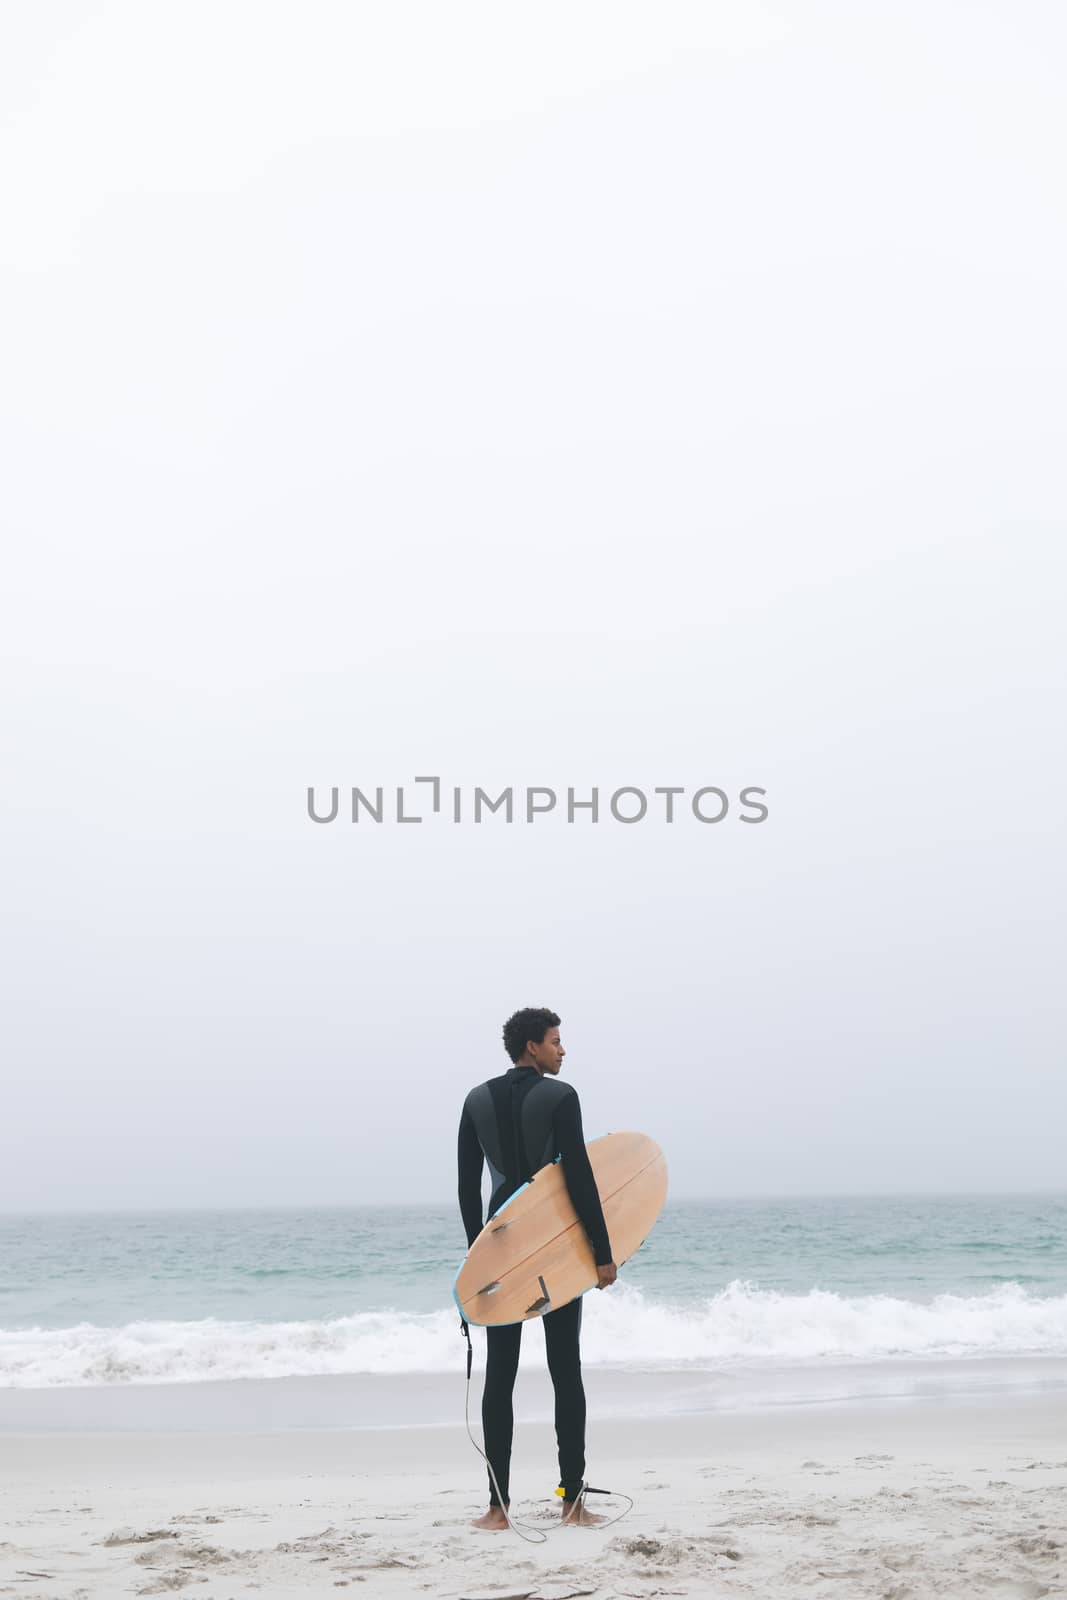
[459,1317,634,1540]
[460,1316,548,1544]
[556,1480,634,1529]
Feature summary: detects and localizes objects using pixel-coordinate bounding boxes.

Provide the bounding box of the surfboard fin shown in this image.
[525,1275,551,1315]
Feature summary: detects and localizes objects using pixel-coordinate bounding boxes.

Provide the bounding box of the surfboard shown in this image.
[454,1131,667,1326]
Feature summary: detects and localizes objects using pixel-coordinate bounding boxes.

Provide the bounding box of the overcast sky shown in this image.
[2,2,1064,1210]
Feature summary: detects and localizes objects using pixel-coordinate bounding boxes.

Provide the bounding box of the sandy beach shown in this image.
[2,1380,1065,1600]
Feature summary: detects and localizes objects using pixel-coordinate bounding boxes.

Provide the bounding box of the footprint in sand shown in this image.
[101,1530,179,1547]
[1004,1535,1061,1558]
[882,1550,918,1570]
[132,1543,232,1569]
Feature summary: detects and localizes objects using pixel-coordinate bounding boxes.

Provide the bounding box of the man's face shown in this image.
[530,1026,565,1075]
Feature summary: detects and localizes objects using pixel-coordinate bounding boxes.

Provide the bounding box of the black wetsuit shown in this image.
[457,1065,612,1506]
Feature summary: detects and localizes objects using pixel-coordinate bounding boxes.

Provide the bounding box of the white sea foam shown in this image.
[3,1281,1067,1388]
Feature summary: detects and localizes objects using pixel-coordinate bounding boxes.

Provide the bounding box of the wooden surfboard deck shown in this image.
[453,1131,667,1326]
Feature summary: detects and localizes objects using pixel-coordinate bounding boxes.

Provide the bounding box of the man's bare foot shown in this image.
[470,1505,510,1531]
[560,1500,608,1527]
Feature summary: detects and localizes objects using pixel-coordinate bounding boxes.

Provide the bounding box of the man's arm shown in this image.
[553,1089,613,1268]
[457,1101,485,1249]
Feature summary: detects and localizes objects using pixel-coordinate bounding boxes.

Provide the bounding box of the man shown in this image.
[458,1006,618,1530]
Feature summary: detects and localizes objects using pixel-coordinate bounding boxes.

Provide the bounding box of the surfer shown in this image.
[458,1007,618,1530]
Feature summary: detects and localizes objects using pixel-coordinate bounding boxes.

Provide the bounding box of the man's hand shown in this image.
[595,1262,617,1289]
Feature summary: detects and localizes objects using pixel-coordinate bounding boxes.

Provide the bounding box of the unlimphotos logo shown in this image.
[307,778,768,826]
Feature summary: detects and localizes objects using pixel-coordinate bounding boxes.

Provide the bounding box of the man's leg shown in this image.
[543,1296,586,1500]
[480,1321,523,1514]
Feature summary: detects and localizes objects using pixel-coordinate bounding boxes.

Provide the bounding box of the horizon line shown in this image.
[2,1188,1066,1218]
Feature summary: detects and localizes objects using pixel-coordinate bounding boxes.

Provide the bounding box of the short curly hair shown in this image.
[502,1007,561,1064]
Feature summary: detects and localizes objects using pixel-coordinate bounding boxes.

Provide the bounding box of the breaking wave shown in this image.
[4,1280,1067,1388]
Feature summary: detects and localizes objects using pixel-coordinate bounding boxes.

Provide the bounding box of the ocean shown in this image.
[3,1195,1067,1410]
